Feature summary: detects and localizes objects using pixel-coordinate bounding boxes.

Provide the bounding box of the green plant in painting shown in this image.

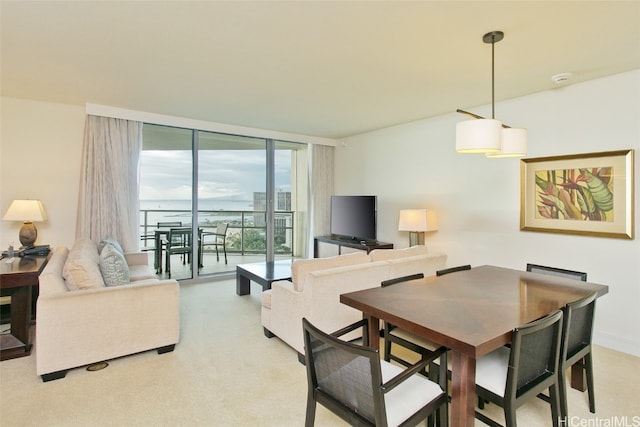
[535,167,613,222]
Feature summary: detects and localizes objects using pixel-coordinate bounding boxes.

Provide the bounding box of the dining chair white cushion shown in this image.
[475,345,510,397]
[381,359,444,427]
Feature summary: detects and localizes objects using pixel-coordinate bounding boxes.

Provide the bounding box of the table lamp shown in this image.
[2,199,47,248]
[398,209,438,246]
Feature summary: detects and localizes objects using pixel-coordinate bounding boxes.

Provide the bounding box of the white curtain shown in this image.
[76,115,142,252]
[307,144,334,257]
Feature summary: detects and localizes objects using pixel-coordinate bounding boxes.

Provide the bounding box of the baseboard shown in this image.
[594,331,640,357]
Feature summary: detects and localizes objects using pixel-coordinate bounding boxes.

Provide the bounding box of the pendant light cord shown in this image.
[491,34,495,119]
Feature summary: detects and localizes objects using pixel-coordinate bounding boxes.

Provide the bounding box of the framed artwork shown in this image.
[520,150,634,239]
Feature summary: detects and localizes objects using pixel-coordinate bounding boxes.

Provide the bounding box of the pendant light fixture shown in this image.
[456,31,527,157]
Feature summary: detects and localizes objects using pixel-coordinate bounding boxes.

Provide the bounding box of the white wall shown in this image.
[335,70,640,356]
[1,97,86,249]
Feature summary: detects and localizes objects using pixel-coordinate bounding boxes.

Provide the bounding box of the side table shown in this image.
[0,253,51,360]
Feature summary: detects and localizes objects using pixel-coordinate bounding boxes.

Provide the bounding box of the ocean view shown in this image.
[139,199,260,229]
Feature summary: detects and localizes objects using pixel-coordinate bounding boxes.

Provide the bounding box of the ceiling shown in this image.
[2,1,639,140]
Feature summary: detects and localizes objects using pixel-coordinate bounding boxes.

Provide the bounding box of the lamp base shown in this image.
[408,232,425,247]
[19,221,38,249]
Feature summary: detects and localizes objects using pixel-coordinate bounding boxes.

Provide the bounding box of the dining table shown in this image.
[340,265,609,427]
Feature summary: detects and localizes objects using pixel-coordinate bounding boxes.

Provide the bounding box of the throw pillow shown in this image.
[99,243,130,287]
[97,237,124,255]
[63,238,104,290]
[63,256,105,290]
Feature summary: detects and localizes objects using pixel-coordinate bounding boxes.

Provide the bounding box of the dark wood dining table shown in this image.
[340,265,609,427]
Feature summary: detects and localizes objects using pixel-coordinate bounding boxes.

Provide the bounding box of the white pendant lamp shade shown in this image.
[456,30,527,157]
[456,118,502,153]
[486,127,528,158]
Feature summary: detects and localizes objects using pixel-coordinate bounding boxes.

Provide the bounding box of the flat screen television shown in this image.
[330,195,377,241]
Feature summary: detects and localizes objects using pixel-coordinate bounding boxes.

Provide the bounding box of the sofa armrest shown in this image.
[269,280,306,353]
[36,279,180,376]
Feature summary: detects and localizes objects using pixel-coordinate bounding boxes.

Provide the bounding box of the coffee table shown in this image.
[236,259,293,295]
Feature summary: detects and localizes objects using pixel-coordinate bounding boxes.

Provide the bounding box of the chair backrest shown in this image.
[526,263,587,281]
[216,223,228,242]
[302,318,383,426]
[506,310,563,401]
[381,273,424,287]
[167,227,193,248]
[157,221,182,228]
[436,265,471,276]
[561,293,596,364]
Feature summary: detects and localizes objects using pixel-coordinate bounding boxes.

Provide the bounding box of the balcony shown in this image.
[140,209,296,280]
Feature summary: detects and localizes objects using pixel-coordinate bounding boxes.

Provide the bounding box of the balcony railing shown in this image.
[140,209,294,255]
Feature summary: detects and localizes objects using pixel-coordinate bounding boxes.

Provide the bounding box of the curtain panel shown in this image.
[76,115,142,252]
[307,144,334,256]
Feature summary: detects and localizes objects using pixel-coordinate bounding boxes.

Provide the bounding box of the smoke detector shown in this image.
[552,73,572,84]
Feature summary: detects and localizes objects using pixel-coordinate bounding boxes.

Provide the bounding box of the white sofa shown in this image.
[36,239,180,381]
[261,245,447,358]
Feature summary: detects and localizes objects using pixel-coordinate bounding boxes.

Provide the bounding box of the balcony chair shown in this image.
[474,310,564,427]
[302,317,448,427]
[526,264,587,281]
[163,227,194,277]
[200,223,228,265]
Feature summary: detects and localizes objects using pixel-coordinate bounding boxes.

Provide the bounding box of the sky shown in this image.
[140,149,293,202]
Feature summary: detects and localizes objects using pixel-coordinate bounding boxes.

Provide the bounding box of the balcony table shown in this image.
[340,265,608,427]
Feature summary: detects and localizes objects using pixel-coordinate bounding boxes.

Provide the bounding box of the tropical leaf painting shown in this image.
[534,167,614,222]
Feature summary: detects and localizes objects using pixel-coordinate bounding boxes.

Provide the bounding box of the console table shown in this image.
[0,253,51,360]
[314,235,393,258]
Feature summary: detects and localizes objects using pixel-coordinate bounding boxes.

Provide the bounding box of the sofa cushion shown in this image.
[128,264,157,281]
[63,239,105,290]
[99,243,130,287]
[369,245,430,262]
[291,252,370,292]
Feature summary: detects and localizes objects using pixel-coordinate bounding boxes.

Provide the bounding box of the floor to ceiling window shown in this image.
[140,124,308,281]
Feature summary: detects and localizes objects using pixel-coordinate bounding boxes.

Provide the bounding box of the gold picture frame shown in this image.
[520,150,634,239]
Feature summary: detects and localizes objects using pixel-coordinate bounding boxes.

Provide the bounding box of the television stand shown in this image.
[314,236,393,258]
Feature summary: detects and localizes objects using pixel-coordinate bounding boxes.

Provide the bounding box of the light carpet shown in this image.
[1,279,638,426]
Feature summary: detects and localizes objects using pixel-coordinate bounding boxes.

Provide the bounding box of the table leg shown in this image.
[363,315,380,349]
[154,233,161,273]
[236,272,250,296]
[9,286,32,350]
[450,350,476,427]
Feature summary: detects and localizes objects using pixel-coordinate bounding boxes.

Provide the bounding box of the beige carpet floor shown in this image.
[1,279,638,426]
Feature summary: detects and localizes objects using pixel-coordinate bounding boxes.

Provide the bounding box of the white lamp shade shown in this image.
[398,209,438,232]
[456,119,502,153]
[2,199,47,222]
[486,127,528,158]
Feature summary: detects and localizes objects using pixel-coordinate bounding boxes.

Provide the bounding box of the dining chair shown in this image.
[302,317,449,427]
[526,263,587,281]
[163,227,193,277]
[537,293,597,420]
[382,274,439,371]
[384,268,470,380]
[200,223,228,265]
[436,264,471,276]
[474,310,564,427]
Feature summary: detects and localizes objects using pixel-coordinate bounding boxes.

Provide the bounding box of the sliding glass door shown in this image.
[140,124,308,281]
[196,131,267,274]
